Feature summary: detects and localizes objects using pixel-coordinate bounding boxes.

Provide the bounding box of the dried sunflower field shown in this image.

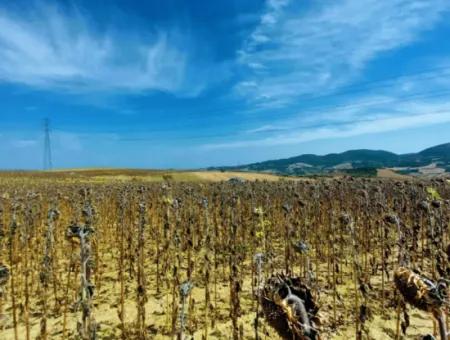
[0,174,449,339]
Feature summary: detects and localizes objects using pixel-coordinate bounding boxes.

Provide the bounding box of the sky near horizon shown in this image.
[1,0,450,169]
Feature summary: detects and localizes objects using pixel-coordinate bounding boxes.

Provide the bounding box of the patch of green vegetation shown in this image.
[426,187,442,200]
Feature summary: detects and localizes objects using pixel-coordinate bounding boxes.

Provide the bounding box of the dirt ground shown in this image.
[1,253,439,340]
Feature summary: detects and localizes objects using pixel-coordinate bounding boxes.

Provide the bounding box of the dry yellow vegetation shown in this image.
[0,172,448,340]
[377,168,412,179]
[0,169,284,184]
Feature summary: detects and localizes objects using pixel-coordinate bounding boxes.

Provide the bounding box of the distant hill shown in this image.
[211,143,450,177]
[418,143,450,159]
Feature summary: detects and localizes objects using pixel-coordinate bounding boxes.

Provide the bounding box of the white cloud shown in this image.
[205,66,450,149]
[245,124,287,134]
[205,108,450,149]
[236,0,450,106]
[0,3,217,96]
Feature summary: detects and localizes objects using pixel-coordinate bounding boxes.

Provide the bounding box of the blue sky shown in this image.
[1,0,450,169]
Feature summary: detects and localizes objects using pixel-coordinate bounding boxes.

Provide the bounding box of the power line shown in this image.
[46,87,450,144]
[44,65,450,138]
[43,118,53,170]
[43,66,450,144]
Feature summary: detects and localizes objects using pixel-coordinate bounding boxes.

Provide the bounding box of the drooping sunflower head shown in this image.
[260,274,319,340]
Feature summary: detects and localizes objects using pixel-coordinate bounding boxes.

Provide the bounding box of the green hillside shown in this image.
[211,143,450,176]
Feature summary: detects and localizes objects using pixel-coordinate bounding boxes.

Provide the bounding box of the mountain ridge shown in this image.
[211,143,450,176]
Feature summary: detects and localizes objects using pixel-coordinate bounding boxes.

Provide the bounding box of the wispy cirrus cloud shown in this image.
[0,3,221,96]
[206,64,450,149]
[236,0,450,107]
[205,107,450,149]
